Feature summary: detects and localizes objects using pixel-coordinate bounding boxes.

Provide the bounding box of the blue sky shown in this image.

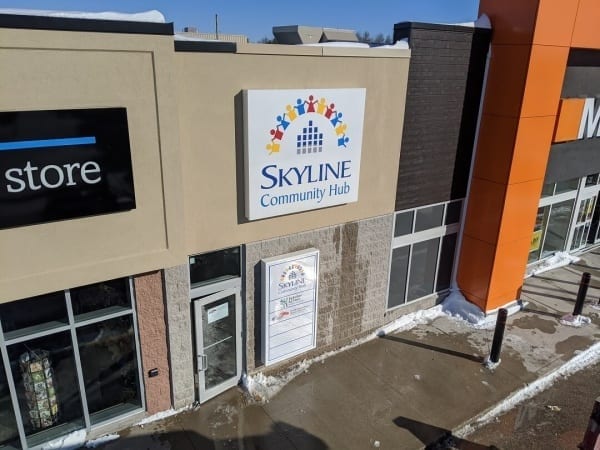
[0,0,480,42]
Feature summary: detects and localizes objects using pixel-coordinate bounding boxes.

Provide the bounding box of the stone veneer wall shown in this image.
[245,214,397,373]
[133,271,172,414]
[163,265,195,408]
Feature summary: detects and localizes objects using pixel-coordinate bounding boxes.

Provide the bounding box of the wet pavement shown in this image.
[97,251,600,450]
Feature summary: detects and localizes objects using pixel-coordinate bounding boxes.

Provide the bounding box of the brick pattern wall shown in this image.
[244,214,395,373]
[393,23,490,211]
[163,265,195,408]
[133,271,172,414]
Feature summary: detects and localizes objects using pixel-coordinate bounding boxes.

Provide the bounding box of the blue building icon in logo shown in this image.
[296,120,324,155]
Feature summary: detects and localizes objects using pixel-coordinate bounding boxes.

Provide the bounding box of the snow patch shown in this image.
[441,290,487,325]
[135,404,194,426]
[303,42,370,48]
[526,251,580,277]
[438,14,491,29]
[39,429,86,450]
[374,39,410,50]
[560,314,592,327]
[85,434,120,448]
[440,290,524,329]
[456,341,600,437]
[174,34,219,42]
[0,8,166,23]
[244,306,444,402]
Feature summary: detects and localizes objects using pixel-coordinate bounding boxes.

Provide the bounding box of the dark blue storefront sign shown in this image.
[0,108,136,229]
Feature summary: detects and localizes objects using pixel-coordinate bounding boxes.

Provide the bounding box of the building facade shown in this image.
[1,1,599,448]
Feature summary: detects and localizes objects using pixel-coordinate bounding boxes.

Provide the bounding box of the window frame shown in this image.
[0,277,145,450]
[386,200,462,311]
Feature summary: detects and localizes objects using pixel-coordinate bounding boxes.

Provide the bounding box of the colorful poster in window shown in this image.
[244,89,365,220]
[530,229,542,252]
[261,249,319,366]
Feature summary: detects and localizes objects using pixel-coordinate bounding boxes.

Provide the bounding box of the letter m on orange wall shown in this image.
[553,98,600,142]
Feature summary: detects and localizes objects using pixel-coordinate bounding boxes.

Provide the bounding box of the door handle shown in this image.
[198,354,207,371]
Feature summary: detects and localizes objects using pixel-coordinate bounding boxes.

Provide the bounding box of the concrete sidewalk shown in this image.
[97,251,600,450]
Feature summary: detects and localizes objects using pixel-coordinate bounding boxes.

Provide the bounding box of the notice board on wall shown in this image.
[261,248,319,366]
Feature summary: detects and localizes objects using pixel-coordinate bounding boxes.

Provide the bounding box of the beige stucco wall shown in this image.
[0,28,185,302]
[177,44,410,254]
[0,29,409,304]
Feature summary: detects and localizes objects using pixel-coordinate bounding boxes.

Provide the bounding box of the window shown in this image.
[0,278,144,449]
[189,247,241,288]
[387,200,462,309]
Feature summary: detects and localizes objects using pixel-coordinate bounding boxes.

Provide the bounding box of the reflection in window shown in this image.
[189,247,241,287]
[541,199,575,258]
[0,359,20,449]
[555,178,579,194]
[71,278,131,318]
[407,238,440,302]
[0,292,67,335]
[77,316,141,424]
[394,212,414,237]
[387,246,410,308]
[415,205,444,232]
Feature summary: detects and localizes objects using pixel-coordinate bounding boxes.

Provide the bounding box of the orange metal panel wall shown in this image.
[457,0,583,311]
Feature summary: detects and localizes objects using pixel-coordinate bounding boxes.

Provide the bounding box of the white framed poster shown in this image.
[261,248,319,366]
[244,88,366,220]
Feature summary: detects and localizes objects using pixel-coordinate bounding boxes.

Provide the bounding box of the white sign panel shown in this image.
[261,249,319,366]
[244,88,366,220]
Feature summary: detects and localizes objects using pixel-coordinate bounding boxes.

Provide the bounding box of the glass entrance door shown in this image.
[569,193,598,251]
[193,289,241,403]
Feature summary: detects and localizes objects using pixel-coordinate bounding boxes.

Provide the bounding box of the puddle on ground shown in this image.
[512,316,557,334]
[555,335,594,359]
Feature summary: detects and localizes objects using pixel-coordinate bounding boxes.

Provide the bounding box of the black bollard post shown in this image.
[489,308,508,364]
[574,272,591,316]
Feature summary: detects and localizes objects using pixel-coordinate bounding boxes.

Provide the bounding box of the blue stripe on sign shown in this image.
[0,136,96,151]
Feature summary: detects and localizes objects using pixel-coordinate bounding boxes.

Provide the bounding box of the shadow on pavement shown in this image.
[393,416,497,450]
[520,306,562,319]
[381,335,484,364]
[521,288,573,303]
[96,422,328,450]
[530,275,581,287]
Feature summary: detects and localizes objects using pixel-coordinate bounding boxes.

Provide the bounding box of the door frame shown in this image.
[192,284,242,403]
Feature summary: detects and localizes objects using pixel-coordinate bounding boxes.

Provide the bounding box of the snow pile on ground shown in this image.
[243,306,445,402]
[441,290,487,325]
[39,429,86,450]
[0,8,166,23]
[84,434,120,448]
[440,290,525,329]
[526,251,580,277]
[455,341,600,437]
[135,404,195,427]
[560,313,592,327]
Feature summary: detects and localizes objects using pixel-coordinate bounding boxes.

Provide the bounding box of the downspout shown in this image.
[450,36,492,294]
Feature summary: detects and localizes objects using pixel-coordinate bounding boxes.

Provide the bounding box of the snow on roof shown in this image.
[439,14,491,29]
[0,8,166,23]
[174,33,219,42]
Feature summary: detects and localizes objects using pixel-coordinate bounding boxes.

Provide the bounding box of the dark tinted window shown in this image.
[71,278,131,317]
[415,205,444,232]
[436,234,457,292]
[0,292,67,334]
[444,201,462,225]
[387,246,410,308]
[394,211,414,237]
[190,247,241,286]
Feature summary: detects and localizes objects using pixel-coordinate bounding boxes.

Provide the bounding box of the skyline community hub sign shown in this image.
[244,88,366,220]
[261,248,319,366]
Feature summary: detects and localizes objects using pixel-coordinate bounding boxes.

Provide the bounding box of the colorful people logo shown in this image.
[266,94,350,155]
